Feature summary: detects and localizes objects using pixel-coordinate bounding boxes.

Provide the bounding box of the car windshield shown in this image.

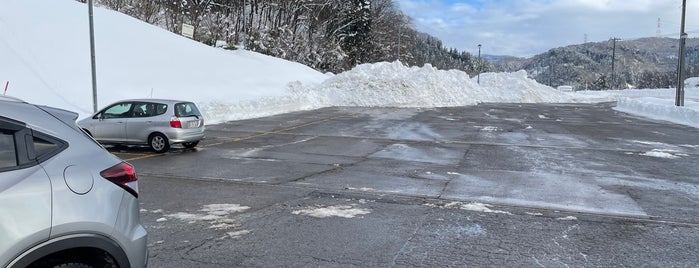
[174,102,201,118]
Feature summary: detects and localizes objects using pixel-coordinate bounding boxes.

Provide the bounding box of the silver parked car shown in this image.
[78,99,205,153]
[0,95,147,268]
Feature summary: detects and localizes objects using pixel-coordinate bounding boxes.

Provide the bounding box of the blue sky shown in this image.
[395,0,699,57]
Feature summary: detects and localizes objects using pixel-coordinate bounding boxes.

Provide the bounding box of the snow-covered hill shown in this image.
[0,0,328,123]
[1,0,698,129]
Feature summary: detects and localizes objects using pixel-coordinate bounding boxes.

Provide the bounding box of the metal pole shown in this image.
[611,38,617,90]
[88,0,98,112]
[241,0,246,49]
[477,44,481,84]
[676,0,687,106]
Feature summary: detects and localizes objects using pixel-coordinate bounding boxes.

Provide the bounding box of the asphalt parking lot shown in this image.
[114,102,699,267]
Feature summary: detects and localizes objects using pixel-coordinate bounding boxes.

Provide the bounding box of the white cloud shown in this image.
[396,0,699,57]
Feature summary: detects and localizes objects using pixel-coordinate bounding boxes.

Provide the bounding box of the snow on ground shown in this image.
[2,0,699,129]
[576,88,699,128]
[292,205,372,219]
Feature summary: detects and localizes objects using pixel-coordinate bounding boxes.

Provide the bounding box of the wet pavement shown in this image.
[116,102,699,267]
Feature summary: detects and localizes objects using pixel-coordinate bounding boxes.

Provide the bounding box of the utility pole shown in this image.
[88,0,98,112]
[611,37,620,90]
[676,0,687,106]
[477,44,482,84]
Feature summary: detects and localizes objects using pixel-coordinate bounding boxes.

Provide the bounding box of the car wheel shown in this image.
[149,133,170,153]
[182,141,199,148]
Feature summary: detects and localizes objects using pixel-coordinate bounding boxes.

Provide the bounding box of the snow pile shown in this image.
[477,70,578,103]
[615,95,699,129]
[298,62,485,107]
[296,63,579,108]
[686,77,699,88]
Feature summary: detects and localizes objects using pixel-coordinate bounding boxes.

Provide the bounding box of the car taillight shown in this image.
[170,117,182,128]
[100,162,139,198]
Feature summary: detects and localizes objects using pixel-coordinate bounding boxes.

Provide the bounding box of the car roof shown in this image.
[0,95,26,103]
[110,98,195,105]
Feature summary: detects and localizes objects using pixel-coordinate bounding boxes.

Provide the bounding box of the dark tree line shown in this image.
[88,0,491,74]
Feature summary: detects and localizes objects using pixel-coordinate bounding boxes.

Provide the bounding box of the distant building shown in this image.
[557,85,574,92]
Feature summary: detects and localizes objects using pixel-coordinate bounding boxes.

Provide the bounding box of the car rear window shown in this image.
[0,130,17,169]
[174,102,202,118]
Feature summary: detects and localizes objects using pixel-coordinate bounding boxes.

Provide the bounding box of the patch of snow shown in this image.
[444,202,513,215]
[166,212,201,222]
[641,149,680,159]
[226,230,251,238]
[201,204,251,215]
[166,203,250,232]
[292,205,371,218]
[526,212,544,216]
[481,126,499,131]
[557,216,578,221]
[346,187,376,192]
[156,217,167,222]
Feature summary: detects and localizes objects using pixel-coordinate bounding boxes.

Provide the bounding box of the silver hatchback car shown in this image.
[78,99,205,153]
[0,95,147,268]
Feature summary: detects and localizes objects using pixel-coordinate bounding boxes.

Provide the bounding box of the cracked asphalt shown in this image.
[114,103,699,267]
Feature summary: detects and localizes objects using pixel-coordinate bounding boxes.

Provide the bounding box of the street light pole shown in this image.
[241,0,246,49]
[676,0,687,106]
[610,37,619,90]
[477,44,482,84]
[88,0,98,112]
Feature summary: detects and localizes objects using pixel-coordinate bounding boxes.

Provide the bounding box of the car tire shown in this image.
[149,133,170,153]
[52,263,93,268]
[182,141,199,148]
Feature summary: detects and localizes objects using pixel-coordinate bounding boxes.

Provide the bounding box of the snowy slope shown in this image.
[0,0,328,122]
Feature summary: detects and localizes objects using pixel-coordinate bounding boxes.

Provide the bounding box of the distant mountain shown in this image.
[492,37,699,90]
[481,54,512,63]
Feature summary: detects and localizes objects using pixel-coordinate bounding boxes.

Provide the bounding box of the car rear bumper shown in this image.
[166,127,205,143]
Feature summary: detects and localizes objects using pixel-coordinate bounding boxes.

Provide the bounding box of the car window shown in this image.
[33,135,59,159]
[131,103,151,117]
[131,102,167,117]
[155,103,168,116]
[175,102,202,117]
[0,130,17,169]
[102,103,133,119]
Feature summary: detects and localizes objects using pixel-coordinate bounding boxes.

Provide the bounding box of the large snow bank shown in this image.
[0,0,328,123]
[615,96,699,128]
[294,62,580,108]
[477,70,582,103]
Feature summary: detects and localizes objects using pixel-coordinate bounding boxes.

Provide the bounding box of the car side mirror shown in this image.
[94,113,103,120]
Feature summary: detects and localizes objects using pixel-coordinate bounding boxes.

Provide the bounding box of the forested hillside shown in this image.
[83,0,491,74]
[494,37,699,90]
